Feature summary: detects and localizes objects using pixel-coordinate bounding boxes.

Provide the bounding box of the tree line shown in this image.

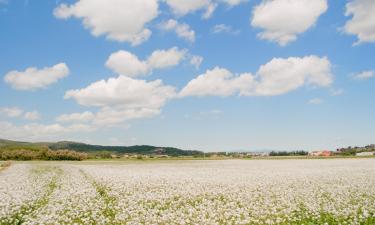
[0,145,88,161]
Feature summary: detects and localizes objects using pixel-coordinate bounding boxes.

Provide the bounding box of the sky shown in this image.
[0,0,374,152]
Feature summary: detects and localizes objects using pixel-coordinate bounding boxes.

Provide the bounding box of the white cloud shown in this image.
[163,0,246,18]
[105,47,187,78]
[0,107,41,121]
[179,67,255,97]
[202,2,217,19]
[4,63,69,91]
[23,111,41,121]
[308,98,323,105]
[164,0,212,17]
[252,55,332,96]
[0,107,24,118]
[64,75,176,126]
[65,76,175,109]
[92,108,160,126]
[0,121,95,141]
[147,47,187,70]
[353,70,375,80]
[105,51,149,77]
[251,0,328,46]
[159,19,195,42]
[56,111,95,123]
[212,24,240,35]
[54,0,158,45]
[220,0,247,6]
[190,55,204,69]
[180,55,333,97]
[344,0,375,45]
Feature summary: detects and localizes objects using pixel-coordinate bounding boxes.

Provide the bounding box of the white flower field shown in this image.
[1,159,375,225]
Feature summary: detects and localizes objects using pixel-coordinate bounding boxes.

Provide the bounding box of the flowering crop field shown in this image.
[1,159,375,225]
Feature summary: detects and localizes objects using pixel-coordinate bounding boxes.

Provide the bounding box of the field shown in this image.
[1,159,375,225]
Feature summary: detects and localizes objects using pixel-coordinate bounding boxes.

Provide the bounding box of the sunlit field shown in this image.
[1,159,375,225]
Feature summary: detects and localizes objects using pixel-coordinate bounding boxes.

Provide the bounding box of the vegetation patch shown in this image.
[0,166,62,224]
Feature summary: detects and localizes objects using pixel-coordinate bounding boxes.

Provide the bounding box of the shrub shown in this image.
[0,146,88,161]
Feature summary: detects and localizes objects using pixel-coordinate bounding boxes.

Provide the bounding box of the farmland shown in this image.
[1,159,375,224]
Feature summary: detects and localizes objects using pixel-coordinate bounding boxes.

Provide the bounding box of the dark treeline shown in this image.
[47,141,203,156]
[269,151,308,156]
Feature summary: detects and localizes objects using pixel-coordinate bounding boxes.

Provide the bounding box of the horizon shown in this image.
[2,137,372,153]
[1,0,374,152]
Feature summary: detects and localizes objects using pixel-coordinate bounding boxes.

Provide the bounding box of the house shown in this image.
[356,152,374,157]
[246,152,270,157]
[309,150,332,157]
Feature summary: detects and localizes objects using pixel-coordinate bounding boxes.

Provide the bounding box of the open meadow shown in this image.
[1,159,375,225]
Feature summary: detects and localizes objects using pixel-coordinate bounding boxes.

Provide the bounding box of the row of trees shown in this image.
[0,146,88,161]
[269,151,308,156]
[337,145,375,155]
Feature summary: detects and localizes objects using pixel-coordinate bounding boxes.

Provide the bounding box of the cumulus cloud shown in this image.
[64,75,176,126]
[159,19,195,42]
[353,70,375,80]
[180,67,255,97]
[56,111,95,123]
[23,111,41,121]
[0,121,95,141]
[251,0,328,46]
[105,47,187,78]
[4,63,69,91]
[180,55,333,97]
[54,0,158,45]
[147,47,187,70]
[0,107,24,118]
[92,108,160,127]
[344,0,375,45]
[164,0,213,17]
[252,55,332,96]
[190,55,204,69]
[105,51,149,78]
[0,107,41,121]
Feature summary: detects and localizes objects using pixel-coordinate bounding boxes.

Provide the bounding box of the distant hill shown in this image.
[0,139,203,157]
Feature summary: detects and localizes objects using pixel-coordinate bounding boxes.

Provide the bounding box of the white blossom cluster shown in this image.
[1,159,375,224]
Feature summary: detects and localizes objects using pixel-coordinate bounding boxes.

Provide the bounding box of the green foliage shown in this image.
[337,144,375,155]
[88,151,113,159]
[0,145,88,161]
[0,139,203,159]
[269,150,308,156]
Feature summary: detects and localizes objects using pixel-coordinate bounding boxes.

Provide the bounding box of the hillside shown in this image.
[0,139,203,157]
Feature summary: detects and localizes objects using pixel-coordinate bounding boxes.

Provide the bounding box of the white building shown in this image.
[356,152,374,157]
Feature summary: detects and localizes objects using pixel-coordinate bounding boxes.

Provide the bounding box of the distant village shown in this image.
[206,144,375,158]
[112,145,375,159]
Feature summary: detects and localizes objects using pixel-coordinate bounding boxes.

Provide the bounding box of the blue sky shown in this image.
[0,0,374,151]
